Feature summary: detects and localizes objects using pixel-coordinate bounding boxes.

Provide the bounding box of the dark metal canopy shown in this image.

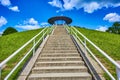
[48,16,72,24]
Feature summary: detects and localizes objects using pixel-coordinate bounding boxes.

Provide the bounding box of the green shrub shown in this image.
[2,27,18,36]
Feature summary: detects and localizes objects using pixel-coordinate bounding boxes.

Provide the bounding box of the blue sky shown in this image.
[0,0,120,33]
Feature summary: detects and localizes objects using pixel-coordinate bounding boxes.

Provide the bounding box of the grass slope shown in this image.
[0,28,43,62]
[76,27,120,79]
[0,28,43,79]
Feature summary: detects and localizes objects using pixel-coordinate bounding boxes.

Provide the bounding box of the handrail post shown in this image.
[70,27,71,35]
[69,27,71,34]
[0,67,1,80]
[116,67,120,80]
[52,26,54,35]
[43,30,44,41]
[75,30,77,38]
[116,61,120,80]
[84,38,87,54]
[50,27,52,34]
[47,28,49,35]
[33,39,35,56]
[51,26,53,35]
[49,27,51,35]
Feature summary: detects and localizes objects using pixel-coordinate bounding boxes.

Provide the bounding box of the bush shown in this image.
[2,27,18,36]
[106,22,120,34]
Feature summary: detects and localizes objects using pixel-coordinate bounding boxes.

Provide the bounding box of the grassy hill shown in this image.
[0,28,43,62]
[0,28,43,79]
[76,27,120,79]
[0,27,120,79]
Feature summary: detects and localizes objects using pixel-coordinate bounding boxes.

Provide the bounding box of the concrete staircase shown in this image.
[27,26,92,80]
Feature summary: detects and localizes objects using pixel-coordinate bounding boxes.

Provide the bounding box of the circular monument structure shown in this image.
[48,16,72,25]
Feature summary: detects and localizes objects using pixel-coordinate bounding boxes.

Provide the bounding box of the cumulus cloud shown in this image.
[103,13,120,22]
[0,16,7,27]
[0,0,11,6]
[40,22,49,26]
[0,0,20,12]
[16,18,40,30]
[96,26,108,32]
[83,2,100,13]
[48,0,62,9]
[28,18,38,25]
[63,0,81,10]
[16,25,40,30]
[9,6,20,12]
[48,0,120,13]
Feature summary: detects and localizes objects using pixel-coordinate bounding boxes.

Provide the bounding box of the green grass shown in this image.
[75,27,120,79]
[0,28,44,62]
[0,28,44,79]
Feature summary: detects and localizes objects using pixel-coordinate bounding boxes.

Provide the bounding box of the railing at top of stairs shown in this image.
[64,25,120,80]
[0,26,55,80]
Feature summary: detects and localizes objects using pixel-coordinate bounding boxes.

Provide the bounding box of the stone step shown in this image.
[48,37,72,39]
[47,40,73,42]
[48,36,70,38]
[44,46,76,48]
[32,66,88,73]
[40,52,79,55]
[44,45,75,47]
[47,38,72,40]
[35,61,84,67]
[42,50,78,53]
[40,53,79,57]
[26,26,92,80]
[48,38,72,41]
[46,43,74,45]
[47,39,72,41]
[46,43,75,46]
[28,73,92,80]
[43,47,77,50]
[48,39,72,41]
[46,42,74,44]
[45,44,75,46]
[37,57,82,61]
[48,36,71,38]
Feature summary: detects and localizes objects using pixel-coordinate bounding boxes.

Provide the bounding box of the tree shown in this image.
[2,27,18,36]
[106,22,120,34]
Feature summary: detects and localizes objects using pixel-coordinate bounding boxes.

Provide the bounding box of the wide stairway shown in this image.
[27,26,92,80]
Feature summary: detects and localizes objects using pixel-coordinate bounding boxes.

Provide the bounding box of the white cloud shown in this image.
[0,0,20,12]
[48,0,120,13]
[28,18,38,25]
[63,0,74,10]
[15,18,40,30]
[40,22,49,26]
[63,0,81,10]
[0,16,7,27]
[114,3,120,7]
[48,0,62,9]
[16,25,40,30]
[103,13,120,22]
[0,0,11,6]
[96,26,108,32]
[63,1,101,13]
[9,6,20,12]
[83,2,100,13]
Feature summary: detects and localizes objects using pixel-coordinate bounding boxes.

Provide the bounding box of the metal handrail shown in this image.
[64,25,120,80]
[0,26,54,80]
